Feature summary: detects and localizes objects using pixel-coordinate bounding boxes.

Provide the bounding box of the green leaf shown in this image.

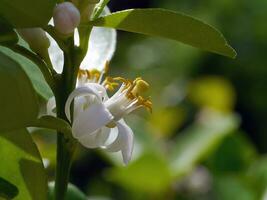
[0,52,39,132]
[0,0,56,28]
[0,18,18,45]
[170,111,239,178]
[0,177,19,199]
[48,182,87,200]
[90,9,237,58]
[0,46,53,100]
[0,129,47,200]
[206,133,257,174]
[30,116,72,136]
[107,153,172,194]
[214,175,257,200]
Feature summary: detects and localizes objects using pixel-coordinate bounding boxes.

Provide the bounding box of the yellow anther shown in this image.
[132,79,150,96]
[103,77,120,91]
[137,96,153,113]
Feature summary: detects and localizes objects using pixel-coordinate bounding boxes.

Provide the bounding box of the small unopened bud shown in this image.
[18,28,50,54]
[53,2,81,35]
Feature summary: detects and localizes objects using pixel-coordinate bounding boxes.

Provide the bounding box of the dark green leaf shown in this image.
[0,46,53,100]
[0,0,56,28]
[0,177,19,199]
[91,9,236,58]
[0,129,47,200]
[0,51,39,131]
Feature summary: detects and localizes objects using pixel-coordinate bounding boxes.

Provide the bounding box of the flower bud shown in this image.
[53,2,81,35]
[17,28,50,54]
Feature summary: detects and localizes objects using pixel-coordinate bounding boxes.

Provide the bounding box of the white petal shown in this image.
[47,97,56,116]
[65,86,101,122]
[78,129,101,148]
[79,7,116,70]
[47,30,64,73]
[78,126,110,148]
[72,103,113,138]
[96,126,111,146]
[105,120,134,165]
[85,83,109,100]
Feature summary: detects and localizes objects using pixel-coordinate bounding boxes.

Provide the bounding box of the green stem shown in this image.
[54,25,92,199]
[54,36,80,200]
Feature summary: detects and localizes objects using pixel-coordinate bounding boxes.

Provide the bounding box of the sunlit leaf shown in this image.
[90,9,237,58]
[0,129,47,200]
[0,0,56,28]
[0,52,39,132]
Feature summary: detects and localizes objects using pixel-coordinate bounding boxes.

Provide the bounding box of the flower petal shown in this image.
[79,7,116,71]
[47,28,64,73]
[65,86,101,122]
[78,126,110,148]
[105,120,134,165]
[72,102,113,138]
[78,129,101,148]
[96,126,111,146]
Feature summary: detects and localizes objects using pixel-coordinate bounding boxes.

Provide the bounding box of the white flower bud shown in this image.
[53,2,81,35]
[17,28,50,54]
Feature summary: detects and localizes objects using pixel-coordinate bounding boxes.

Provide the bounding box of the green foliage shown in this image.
[107,152,172,194]
[92,0,110,20]
[31,116,72,136]
[214,175,257,200]
[0,52,38,132]
[91,8,236,58]
[0,177,19,199]
[170,112,239,178]
[0,0,56,28]
[206,133,257,174]
[48,182,87,200]
[0,129,47,200]
[0,46,53,100]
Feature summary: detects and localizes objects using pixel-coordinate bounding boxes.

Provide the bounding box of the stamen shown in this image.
[137,96,153,113]
[132,79,150,96]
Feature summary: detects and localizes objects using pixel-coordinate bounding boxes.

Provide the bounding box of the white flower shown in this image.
[64,70,152,164]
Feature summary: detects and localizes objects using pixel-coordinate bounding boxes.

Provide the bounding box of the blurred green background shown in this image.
[34,0,267,199]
